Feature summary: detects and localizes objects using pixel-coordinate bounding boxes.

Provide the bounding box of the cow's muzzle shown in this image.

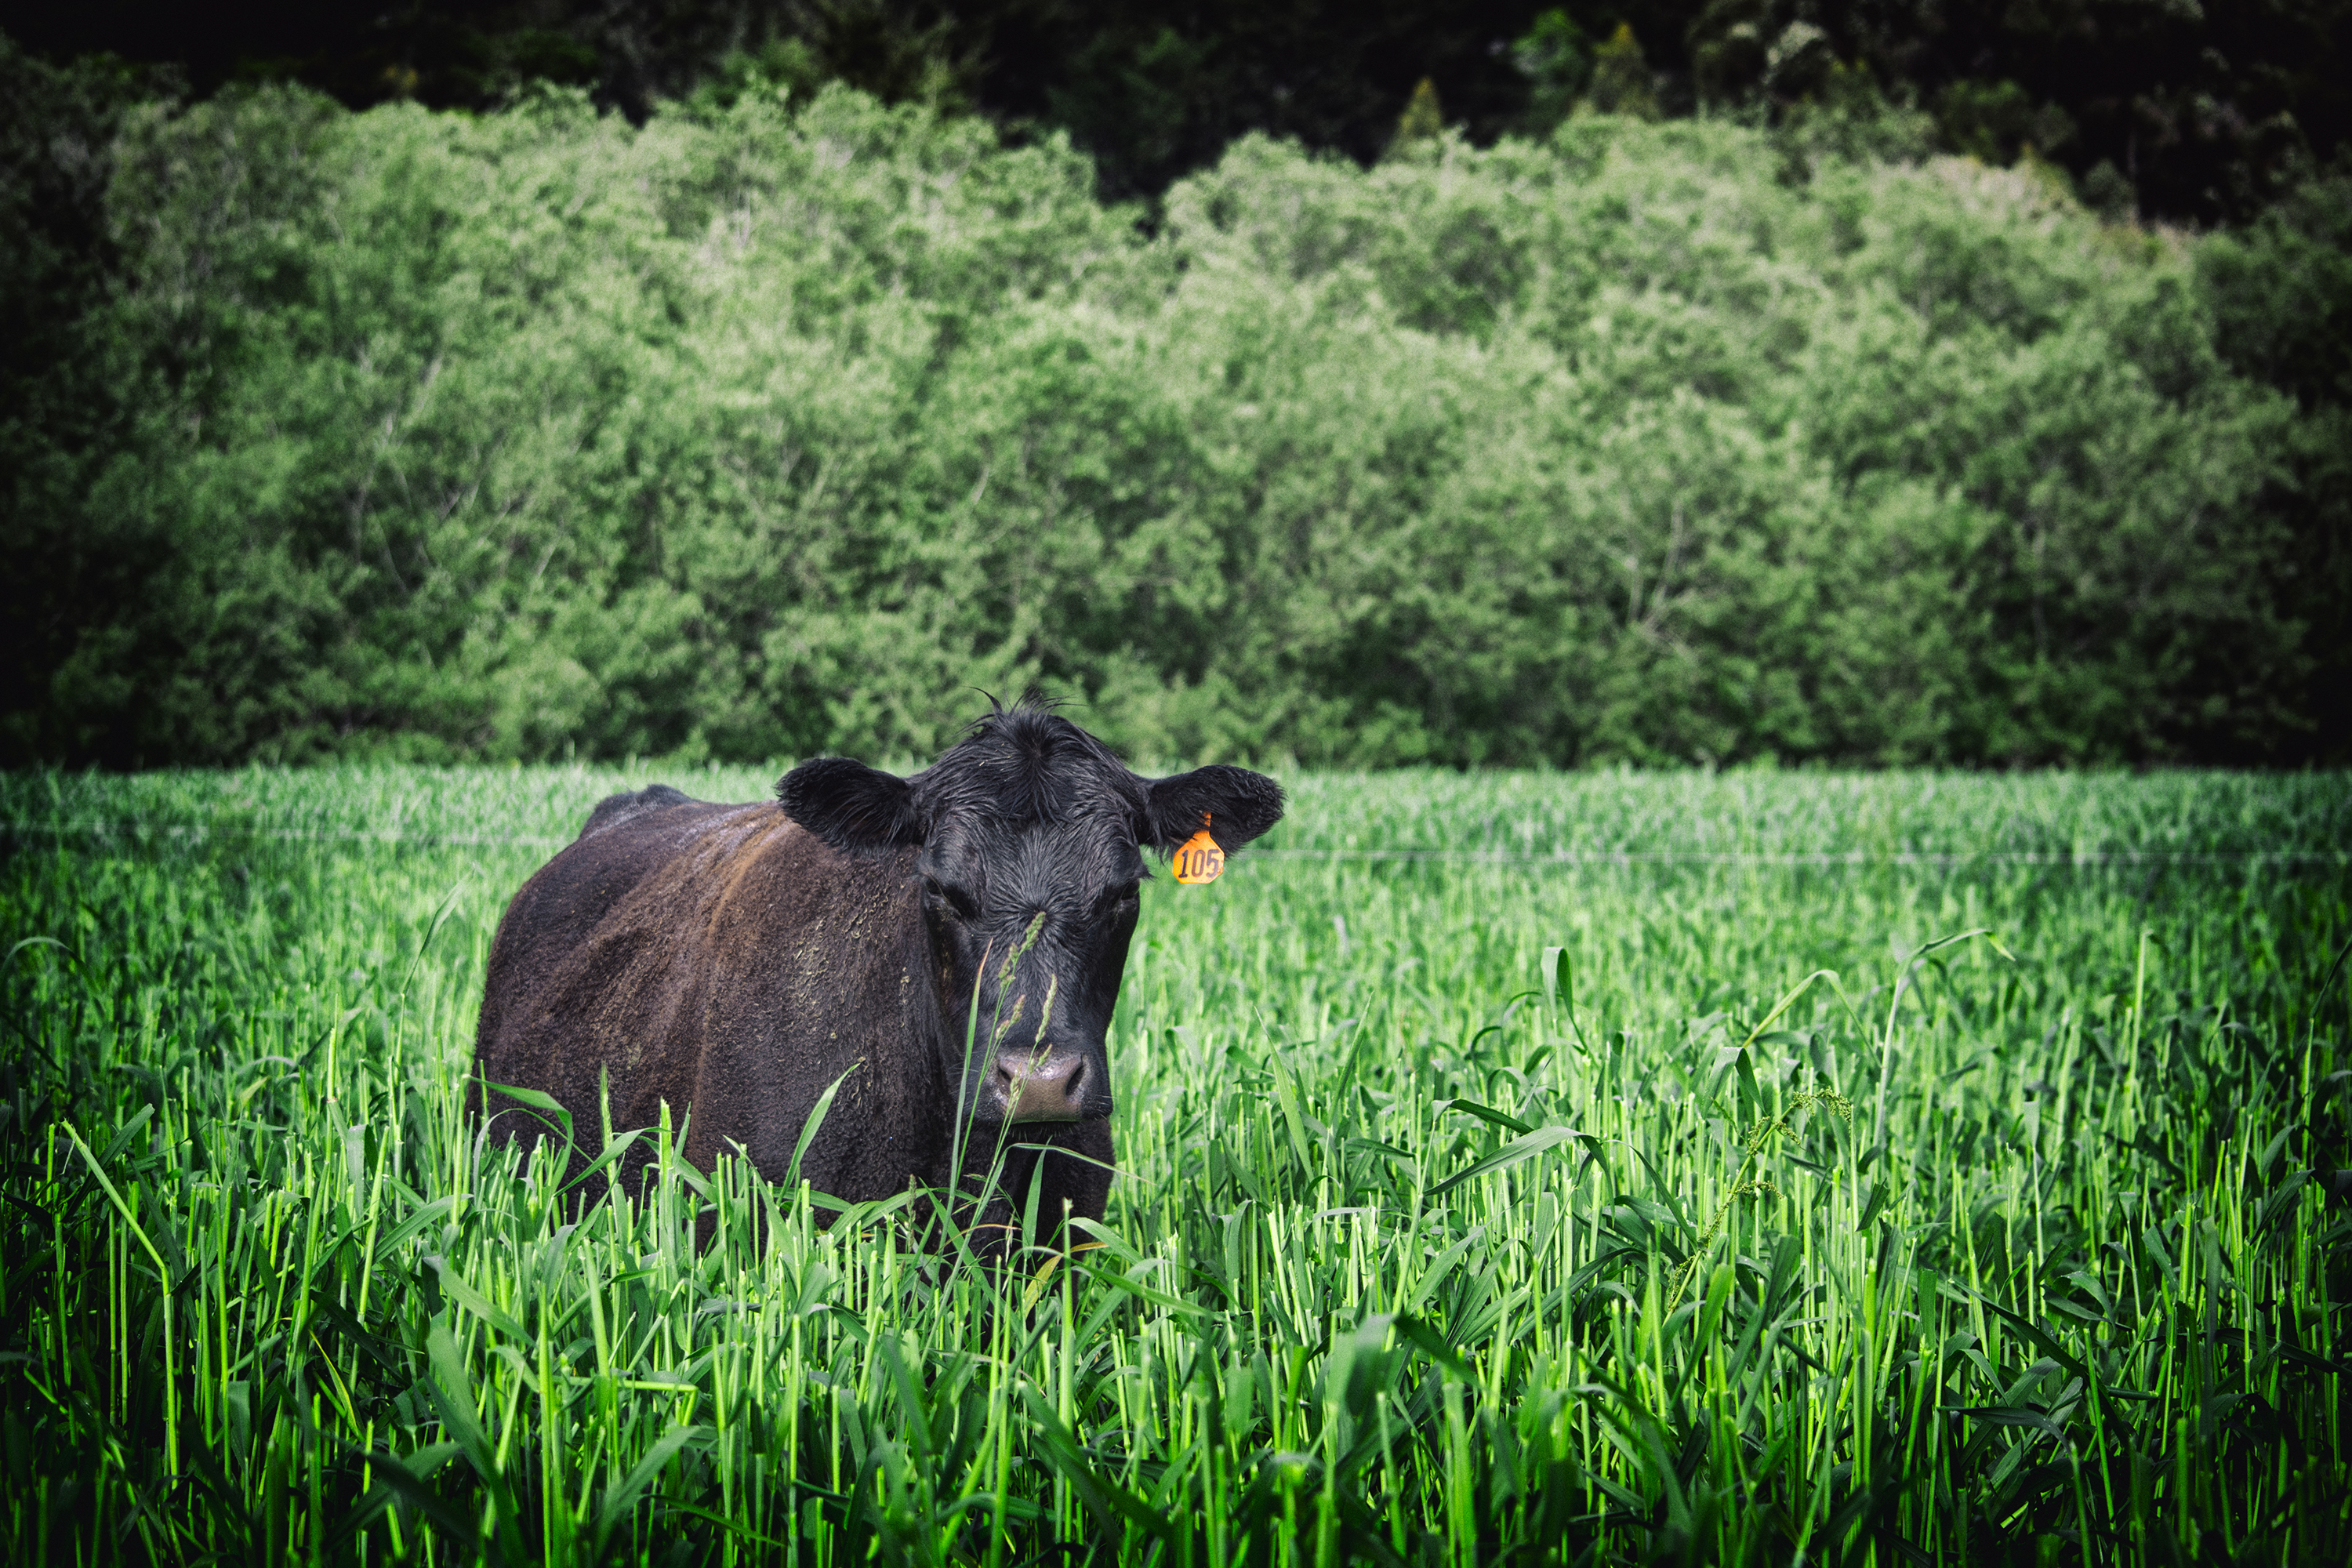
[989,1047,1098,1122]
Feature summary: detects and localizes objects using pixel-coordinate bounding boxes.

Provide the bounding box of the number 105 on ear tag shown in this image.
[1173,815,1225,884]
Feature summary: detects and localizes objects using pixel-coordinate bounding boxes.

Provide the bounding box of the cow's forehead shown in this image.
[924,804,1142,887]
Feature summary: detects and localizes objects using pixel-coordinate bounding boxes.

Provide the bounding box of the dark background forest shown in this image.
[5,2,2350,768]
[15,0,2352,216]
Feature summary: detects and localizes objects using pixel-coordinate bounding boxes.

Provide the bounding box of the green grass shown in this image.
[2,766,2348,1564]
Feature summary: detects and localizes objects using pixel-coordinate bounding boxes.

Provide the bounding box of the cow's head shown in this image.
[779,705,1283,1132]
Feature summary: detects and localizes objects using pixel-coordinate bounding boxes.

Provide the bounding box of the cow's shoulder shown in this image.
[521,789,736,935]
[484,789,734,1007]
[580,783,699,840]
[484,793,763,1060]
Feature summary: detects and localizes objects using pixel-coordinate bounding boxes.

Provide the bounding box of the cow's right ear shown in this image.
[779,758,923,855]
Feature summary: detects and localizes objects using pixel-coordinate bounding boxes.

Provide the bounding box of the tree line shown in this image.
[13,2,2350,221]
[2,36,2346,768]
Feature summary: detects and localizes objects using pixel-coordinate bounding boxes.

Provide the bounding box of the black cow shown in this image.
[470,704,1283,1245]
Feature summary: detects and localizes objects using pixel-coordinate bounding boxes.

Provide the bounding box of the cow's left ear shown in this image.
[1144,765,1286,853]
[779,757,924,855]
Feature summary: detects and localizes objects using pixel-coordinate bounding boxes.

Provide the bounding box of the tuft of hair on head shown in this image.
[948,700,1128,825]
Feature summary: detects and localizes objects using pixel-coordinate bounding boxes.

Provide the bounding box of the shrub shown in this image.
[2,83,2327,767]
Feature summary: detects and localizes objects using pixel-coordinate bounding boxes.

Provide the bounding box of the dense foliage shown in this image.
[2,768,2347,1560]
[4,53,2342,768]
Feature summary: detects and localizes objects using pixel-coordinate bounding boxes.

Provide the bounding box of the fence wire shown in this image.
[4,818,2342,868]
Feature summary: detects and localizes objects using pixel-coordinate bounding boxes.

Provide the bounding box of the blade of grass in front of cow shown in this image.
[0,765,2347,1562]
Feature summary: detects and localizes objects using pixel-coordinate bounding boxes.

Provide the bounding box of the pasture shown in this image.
[1,766,2347,1563]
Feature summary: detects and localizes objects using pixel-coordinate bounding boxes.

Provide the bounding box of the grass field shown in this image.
[2,766,2348,1565]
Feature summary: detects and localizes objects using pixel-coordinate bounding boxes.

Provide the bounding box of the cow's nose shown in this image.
[991,1049,1089,1122]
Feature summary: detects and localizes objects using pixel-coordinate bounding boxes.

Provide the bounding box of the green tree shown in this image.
[0,41,180,764]
[1511,9,1592,135]
[0,76,2332,768]
[1390,78,1446,154]
[2199,160,2352,760]
[1587,24,1660,120]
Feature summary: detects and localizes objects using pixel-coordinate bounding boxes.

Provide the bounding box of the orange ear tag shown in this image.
[1172,814,1225,884]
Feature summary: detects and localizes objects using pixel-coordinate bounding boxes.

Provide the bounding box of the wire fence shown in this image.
[5,818,2343,869]
[1260,848,2347,866]
[3,821,577,849]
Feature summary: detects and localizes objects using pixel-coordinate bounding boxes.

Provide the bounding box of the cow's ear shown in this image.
[1144,765,1286,853]
[779,758,923,854]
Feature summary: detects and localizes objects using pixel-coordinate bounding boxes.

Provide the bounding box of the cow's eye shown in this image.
[924,877,979,919]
